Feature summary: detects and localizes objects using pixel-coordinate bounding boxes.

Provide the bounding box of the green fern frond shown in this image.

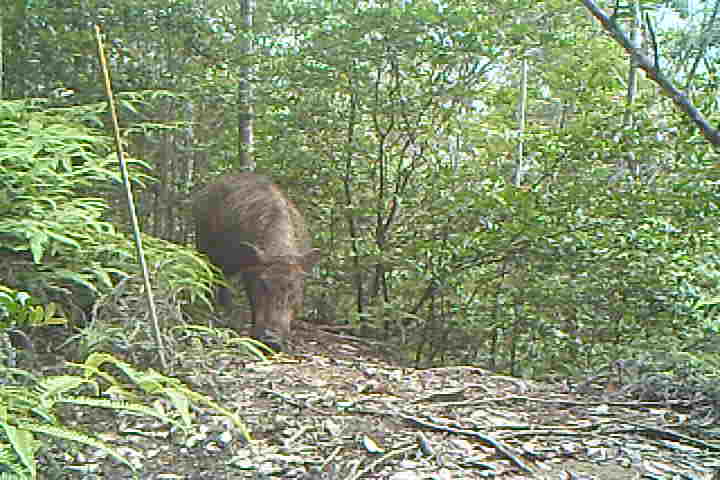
[0,448,21,466]
[36,375,99,402]
[74,353,251,440]
[0,423,39,478]
[65,361,122,387]
[0,387,38,411]
[0,471,32,480]
[0,442,33,480]
[102,384,144,403]
[0,388,58,424]
[0,350,252,477]
[15,422,134,471]
[78,353,142,383]
[157,388,192,429]
[57,396,185,430]
[171,387,250,440]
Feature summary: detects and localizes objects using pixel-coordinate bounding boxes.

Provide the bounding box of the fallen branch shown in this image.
[351,407,534,474]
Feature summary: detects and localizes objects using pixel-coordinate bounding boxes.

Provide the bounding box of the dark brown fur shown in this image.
[193,172,319,350]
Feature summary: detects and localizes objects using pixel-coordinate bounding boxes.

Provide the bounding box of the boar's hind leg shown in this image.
[217,285,233,312]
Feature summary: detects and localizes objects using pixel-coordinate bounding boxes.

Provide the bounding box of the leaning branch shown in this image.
[579,0,720,149]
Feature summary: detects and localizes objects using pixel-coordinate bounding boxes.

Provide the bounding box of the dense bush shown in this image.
[0,100,214,333]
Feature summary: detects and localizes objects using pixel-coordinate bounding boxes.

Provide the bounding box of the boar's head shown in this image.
[240,245,320,351]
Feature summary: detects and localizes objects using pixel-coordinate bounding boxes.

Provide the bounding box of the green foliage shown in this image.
[0,100,136,298]
[0,286,65,331]
[0,100,214,325]
[5,0,720,380]
[0,352,249,478]
[3,0,220,101]
[251,0,720,375]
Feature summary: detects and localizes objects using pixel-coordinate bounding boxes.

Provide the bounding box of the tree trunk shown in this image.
[238,0,255,170]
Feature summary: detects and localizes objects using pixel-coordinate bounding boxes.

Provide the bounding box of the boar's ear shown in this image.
[302,249,321,272]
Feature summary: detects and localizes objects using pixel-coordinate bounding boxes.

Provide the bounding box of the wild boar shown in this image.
[193,172,320,351]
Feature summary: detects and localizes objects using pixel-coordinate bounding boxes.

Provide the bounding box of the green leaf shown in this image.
[28,232,48,264]
[0,424,37,478]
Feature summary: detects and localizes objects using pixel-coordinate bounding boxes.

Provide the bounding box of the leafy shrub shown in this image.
[0,99,214,328]
[0,286,65,331]
[0,285,247,479]
[0,352,248,479]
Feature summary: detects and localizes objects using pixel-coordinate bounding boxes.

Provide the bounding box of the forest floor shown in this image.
[28,319,720,480]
